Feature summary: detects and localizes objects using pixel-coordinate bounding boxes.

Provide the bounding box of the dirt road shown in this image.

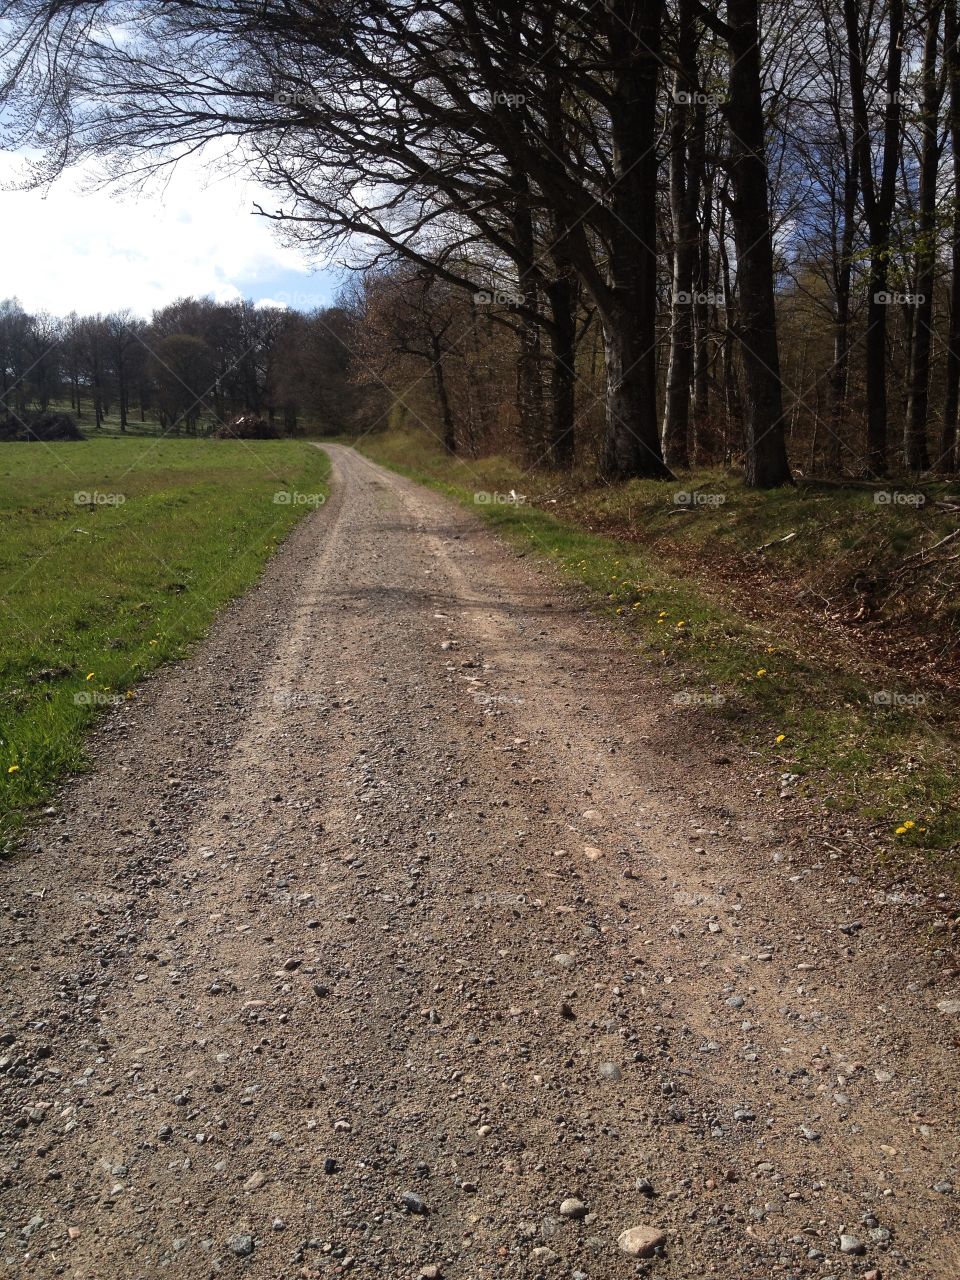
[1,444,958,1280]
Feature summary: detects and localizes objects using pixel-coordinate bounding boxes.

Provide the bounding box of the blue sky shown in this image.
[0,150,345,318]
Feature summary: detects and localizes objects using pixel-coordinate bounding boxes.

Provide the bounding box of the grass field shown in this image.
[358,428,960,873]
[0,436,329,842]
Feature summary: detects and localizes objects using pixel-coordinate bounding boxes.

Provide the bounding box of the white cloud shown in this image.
[0,152,327,317]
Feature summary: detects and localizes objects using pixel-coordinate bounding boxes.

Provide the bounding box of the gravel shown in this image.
[0,445,956,1280]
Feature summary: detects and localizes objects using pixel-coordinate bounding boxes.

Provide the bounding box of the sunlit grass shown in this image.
[0,437,329,842]
[359,428,960,872]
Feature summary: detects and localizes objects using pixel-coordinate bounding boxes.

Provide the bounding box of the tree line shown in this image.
[3,1,960,483]
[0,296,366,435]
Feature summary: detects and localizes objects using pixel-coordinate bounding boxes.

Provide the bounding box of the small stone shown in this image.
[617,1225,666,1257]
[839,1234,864,1255]
[936,999,960,1015]
[933,1181,953,1193]
[553,953,576,969]
[635,1178,655,1198]
[559,1198,587,1219]
[67,1226,81,1241]
[313,983,330,998]
[324,1157,338,1174]
[599,1062,622,1082]
[530,1247,559,1265]
[228,1234,254,1257]
[419,1267,442,1280]
[243,1171,266,1192]
[477,1124,492,1137]
[400,1191,428,1215]
[726,995,745,1010]
[283,957,301,971]
[799,1126,820,1142]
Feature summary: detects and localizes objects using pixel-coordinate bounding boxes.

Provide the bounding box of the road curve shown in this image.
[1,443,957,1279]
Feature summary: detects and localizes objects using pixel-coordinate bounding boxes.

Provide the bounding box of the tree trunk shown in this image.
[546,267,577,469]
[118,355,128,432]
[943,0,960,470]
[601,308,671,478]
[600,0,672,480]
[904,0,942,473]
[724,0,793,487]
[827,147,858,475]
[429,332,457,455]
[844,0,903,476]
[692,160,714,459]
[661,0,702,471]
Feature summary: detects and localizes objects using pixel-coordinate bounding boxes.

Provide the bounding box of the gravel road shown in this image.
[1,444,958,1280]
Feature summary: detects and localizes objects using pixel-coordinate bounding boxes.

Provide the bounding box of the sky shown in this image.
[0,151,344,318]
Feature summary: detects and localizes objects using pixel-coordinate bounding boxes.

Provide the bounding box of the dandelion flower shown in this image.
[775,733,785,743]
[895,825,907,835]
[903,820,915,829]
[756,668,767,677]
[7,764,19,774]
[85,671,95,681]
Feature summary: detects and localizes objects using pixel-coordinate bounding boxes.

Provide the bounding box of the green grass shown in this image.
[0,436,329,842]
[357,428,960,873]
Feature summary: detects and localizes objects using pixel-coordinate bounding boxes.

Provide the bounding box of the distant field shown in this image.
[0,437,329,841]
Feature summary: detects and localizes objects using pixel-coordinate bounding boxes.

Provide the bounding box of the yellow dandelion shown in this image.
[676,620,686,628]
[895,825,907,835]
[7,764,19,774]
[775,734,785,743]
[903,820,915,829]
[756,668,767,677]
[85,671,95,681]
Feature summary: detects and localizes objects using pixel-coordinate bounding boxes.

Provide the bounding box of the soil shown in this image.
[1,445,958,1280]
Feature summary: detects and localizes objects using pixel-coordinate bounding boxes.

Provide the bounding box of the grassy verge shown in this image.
[0,437,329,841]
[357,428,960,872]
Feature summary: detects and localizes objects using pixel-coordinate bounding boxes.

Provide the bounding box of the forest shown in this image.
[1,0,960,486]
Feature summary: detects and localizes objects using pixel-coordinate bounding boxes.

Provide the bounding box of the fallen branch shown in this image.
[755,530,798,553]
